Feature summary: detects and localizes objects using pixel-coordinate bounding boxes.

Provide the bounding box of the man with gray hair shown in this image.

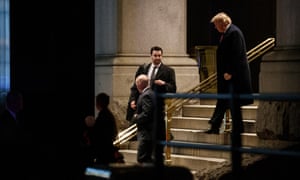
[131,74,157,164]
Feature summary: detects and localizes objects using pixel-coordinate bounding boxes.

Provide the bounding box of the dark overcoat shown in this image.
[217,24,253,106]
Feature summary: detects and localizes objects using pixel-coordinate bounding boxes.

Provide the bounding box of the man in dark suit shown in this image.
[0,90,34,179]
[131,74,156,163]
[126,46,177,165]
[205,12,253,134]
[0,90,25,143]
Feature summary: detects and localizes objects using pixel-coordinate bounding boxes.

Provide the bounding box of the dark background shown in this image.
[187,0,276,51]
[8,0,275,179]
[9,0,94,179]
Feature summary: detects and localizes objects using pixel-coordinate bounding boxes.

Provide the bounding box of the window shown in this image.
[0,0,10,108]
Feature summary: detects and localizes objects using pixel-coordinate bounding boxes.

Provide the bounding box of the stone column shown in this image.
[256,0,300,140]
[95,0,198,128]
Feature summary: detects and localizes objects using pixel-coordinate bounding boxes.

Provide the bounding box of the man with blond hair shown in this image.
[205,12,253,134]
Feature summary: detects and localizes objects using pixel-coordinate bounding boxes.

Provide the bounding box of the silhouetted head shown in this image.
[5,90,23,113]
[96,92,110,110]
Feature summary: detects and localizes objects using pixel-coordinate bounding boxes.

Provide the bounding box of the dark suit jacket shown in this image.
[0,109,26,144]
[126,63,176,140]
[217,24,253,106]
[132,87,156,141]
[88,108,118,164]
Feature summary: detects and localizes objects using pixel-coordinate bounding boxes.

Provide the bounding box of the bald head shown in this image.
[135,74,150,93]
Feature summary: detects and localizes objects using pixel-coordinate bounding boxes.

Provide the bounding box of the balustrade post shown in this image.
[165,98,173,165]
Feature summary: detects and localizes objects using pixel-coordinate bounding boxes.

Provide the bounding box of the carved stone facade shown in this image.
[257,0,300,140]
[95,0,198,129]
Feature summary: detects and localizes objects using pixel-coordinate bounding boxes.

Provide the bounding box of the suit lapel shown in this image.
[155,64,164,79]
[145,63,151,73]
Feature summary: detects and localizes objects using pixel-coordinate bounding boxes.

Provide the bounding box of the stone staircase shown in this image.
[115,38,288,179]
[118,99,293,178]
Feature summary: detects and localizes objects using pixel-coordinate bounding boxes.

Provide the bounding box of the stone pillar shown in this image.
[256,0,300,140]
[95,0,198,129]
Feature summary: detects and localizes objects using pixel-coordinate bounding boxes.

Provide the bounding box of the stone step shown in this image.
[119,138,295,169]
[171,117,210,130]
[170,128,259,147]
[119,130,259,149]
[119,141,231,160]
[119,133,258,161]
[199,99,259,106]
[170,128,296,149]
[171,116,256,133]
[169,154,227,172]
[119,149,228,172]
[119,135,295,174]
[182,104,258,120]
[118,100,263,176]
[170,141,232,159]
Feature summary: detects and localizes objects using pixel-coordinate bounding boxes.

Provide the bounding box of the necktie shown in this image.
[150,66,157,86]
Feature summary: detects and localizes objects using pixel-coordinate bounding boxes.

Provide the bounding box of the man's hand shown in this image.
[85,116,95,127]
[130,101,137,110]
[154,79,166,86]
[224,73,232,80]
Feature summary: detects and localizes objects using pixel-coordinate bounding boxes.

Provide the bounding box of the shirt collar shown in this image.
[142,87,150,93]
[151,63,161,68]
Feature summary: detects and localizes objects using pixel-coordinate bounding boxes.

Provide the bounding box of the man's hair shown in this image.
[136,74,149,89]
[210,12,232,25]
[150,46,163,55]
